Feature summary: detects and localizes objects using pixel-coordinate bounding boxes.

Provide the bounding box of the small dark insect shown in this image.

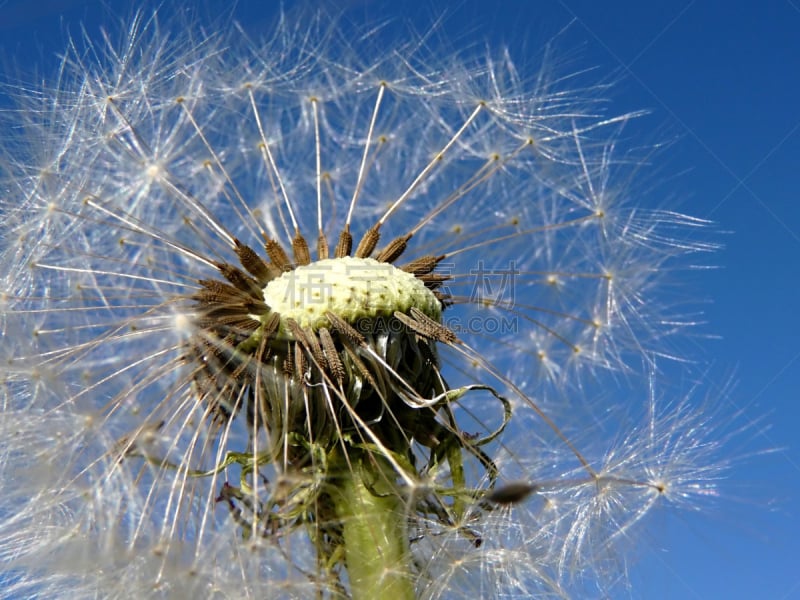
[485,481,538,505]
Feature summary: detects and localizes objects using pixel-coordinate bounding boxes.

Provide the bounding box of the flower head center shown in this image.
[262,256,441,332]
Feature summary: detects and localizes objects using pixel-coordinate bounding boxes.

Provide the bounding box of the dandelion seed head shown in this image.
[0,6,741,598]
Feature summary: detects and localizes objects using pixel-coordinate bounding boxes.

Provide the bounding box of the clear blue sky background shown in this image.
[1,1,798,598]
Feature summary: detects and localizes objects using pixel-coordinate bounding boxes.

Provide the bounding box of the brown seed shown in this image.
[375,233,412,264]
[292,230,311,266]
[263,236,293,272]
[334,225,352,258]
[397,307,458,344]
[325,311,365,345]
[401,254,445,276]
[319,327,345,385]
[233,238,275,284]
[317,231,329,260]
[354,224,381,258]
[216,262,262,298]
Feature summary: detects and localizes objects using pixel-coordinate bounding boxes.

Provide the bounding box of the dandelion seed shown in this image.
[0,8,732,599]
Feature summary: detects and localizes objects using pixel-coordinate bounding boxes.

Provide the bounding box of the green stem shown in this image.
[332,455,415,600]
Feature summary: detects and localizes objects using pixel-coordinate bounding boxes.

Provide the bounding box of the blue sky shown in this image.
[2,1,798,598]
